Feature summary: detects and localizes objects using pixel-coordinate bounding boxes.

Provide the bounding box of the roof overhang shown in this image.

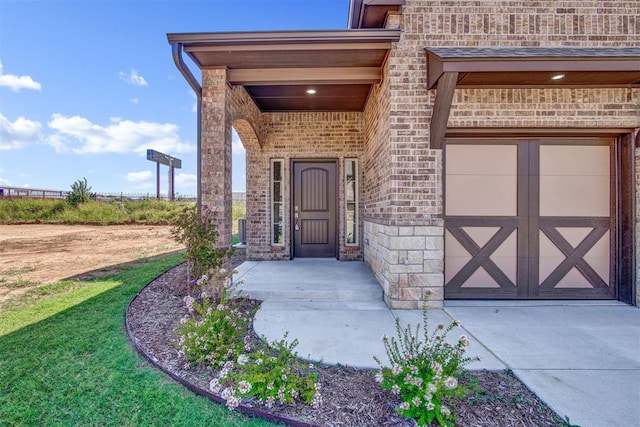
[426,47,640,149]
[348,0,405,29]
[167,30,400,112]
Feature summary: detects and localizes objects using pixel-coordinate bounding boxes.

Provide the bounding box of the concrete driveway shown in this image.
[235,260,640,427]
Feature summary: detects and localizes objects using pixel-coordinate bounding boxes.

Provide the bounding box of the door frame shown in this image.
[443,135,628,300]
[290,159,339,259]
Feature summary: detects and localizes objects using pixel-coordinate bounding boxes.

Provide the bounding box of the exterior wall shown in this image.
[202,70,365,261]
[248,112,365,261]
[362,0,640,308]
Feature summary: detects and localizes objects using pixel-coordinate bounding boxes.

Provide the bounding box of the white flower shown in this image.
[441,405,451,416]
[391,364,402,375]
[237,354,249,365]
[431,361,443,374]
[226,396,240,410]
[209,378,222,393]
[391,384,400,395]
[375,371,384,383]
[426,401,435,411]
[398,402,410,410]
[183,295,195,312]
[381,333,389,341]
[444,376,458,390]
[459,334,470,347]
[428,382,437,393]
[412,396,421,406]
[237,380,252,395]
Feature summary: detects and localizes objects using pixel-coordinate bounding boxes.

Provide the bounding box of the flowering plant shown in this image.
[177,270,255,369]
[373,306,479,426]
[209,333,321,410]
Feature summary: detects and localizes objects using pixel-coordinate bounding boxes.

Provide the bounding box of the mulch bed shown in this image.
[126,262,563,426]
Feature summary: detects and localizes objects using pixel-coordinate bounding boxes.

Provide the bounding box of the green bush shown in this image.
[374,307,479,427]
[66,178,92,206]
[171,205,233,287]
[177,276,254,369]
[216,334,321,410]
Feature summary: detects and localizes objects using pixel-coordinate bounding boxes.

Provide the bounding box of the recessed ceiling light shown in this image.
[306,89,317,94]
[551,74,566,80]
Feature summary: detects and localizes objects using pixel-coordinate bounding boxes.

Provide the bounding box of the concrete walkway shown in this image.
[234,259,640,427]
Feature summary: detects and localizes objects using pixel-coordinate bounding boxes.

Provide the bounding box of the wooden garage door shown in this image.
[444,139,615,299]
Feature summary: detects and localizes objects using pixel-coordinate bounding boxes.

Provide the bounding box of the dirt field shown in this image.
[0,224,183,304]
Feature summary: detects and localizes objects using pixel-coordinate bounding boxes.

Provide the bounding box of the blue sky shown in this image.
[0,0,349,195]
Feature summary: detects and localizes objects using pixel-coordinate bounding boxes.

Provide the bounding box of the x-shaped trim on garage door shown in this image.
[445,223,517,290]
[538,219,610,290]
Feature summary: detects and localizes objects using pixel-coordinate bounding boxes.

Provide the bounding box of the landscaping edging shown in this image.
[125,265,316,427]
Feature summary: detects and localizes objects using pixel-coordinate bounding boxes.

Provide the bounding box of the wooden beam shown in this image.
[430,71,458,149]
[227,67,382,85]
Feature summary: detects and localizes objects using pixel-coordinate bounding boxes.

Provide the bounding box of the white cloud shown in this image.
[0,113,42,150]
[45,134,70,154]
[129,98,139,104]
[126,171,152,182]
[0,177,10,186]
[47,114,195,155]
[175,173,197,188]
[119,69,148,86]
[232,129,245,155]
[0,62,42,92]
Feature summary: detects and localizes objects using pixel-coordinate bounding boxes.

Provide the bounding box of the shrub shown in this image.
[374,306,479,427]
[213,334,321,410]
[66,178,92,207]
[171,205,233,294]
[177,271,254,369]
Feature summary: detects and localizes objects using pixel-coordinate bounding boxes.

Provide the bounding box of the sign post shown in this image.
[146,149,182,200]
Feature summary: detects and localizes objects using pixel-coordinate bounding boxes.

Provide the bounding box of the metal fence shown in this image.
[0,186,196,202]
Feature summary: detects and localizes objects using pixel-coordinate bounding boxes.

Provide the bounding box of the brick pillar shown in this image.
[201,69,232,248]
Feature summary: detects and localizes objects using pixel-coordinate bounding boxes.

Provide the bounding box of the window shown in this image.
[345,159,358,245]
[271,159,284,245]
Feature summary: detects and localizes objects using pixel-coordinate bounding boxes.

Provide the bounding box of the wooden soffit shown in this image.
[167,30,400,112]
[426,47,640,89]
[426,47,640,149]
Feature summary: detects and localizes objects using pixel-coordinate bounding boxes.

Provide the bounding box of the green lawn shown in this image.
[0,253,275,426]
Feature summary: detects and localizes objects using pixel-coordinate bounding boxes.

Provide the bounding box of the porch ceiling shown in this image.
[167,30,401,112]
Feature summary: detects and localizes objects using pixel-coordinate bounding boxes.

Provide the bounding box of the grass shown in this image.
[0,198,194,225]
[0,252,275,426]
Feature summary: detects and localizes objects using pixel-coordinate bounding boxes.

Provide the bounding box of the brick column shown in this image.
[201,69,232,248]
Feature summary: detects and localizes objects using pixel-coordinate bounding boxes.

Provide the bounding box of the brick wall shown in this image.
[233,109,365,261]
[361,0,639,308]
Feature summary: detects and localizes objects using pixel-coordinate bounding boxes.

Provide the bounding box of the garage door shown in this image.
[444,139,615,299]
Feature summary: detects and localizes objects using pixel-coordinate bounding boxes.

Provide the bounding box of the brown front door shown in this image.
[444,138,616,300]
[293,161,337,258]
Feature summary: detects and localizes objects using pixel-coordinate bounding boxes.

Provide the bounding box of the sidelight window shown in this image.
[345,159,358,246]
[271,159,284,245]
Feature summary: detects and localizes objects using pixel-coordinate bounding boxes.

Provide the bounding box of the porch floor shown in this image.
[234,259,640,427]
